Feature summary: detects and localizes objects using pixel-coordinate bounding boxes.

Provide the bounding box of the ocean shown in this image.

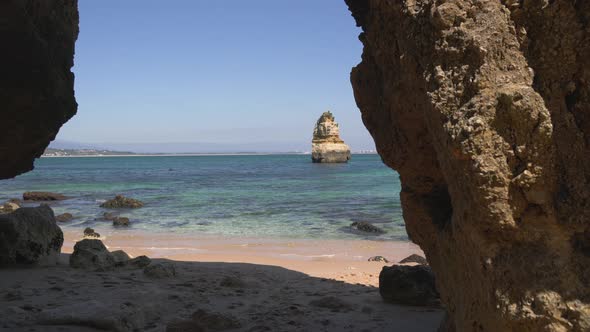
[0,154,407,241]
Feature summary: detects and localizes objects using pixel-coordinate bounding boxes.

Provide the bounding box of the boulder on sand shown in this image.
[0,205,63,266]
[23,191,67,201]
[100,195,144,209]
[379,264,439,306]
[70,239,115,269]
[399,254,428,265]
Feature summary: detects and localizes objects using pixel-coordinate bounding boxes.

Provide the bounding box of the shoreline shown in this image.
[62,229,422,287]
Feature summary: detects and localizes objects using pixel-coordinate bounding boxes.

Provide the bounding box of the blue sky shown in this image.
[57,1,373,153]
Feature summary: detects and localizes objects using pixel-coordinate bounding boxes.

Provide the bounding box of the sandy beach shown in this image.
[62,230,423,287]
[0,230,444,331]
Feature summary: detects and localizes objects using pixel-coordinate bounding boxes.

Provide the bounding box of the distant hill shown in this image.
[43,148,135,157]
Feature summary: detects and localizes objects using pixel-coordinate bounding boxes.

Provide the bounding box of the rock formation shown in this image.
[0,0,79,179]
[346,0,590,330]
[312,111,351,163]
[0,205,64,266]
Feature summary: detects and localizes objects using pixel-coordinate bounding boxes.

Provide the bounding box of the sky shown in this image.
[56,1,373,153]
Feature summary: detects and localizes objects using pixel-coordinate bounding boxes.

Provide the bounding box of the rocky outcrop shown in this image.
[311,111,351,163]
[347,0,590,330]
[0,0,79,179]
[101,195,144,209]
[379,265,440,307]
[0,205,63,266]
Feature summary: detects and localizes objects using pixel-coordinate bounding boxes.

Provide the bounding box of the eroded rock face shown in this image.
[312,111,351,163]
[0,0,79,179]
[346,0,590,330]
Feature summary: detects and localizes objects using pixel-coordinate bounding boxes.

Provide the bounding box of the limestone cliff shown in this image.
[312,111,351,163]
[0,0,79,179]
[347,0,590,330]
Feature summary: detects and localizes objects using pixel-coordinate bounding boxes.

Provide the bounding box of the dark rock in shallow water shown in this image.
[55,213,73,222]
[368,256,389,263]
[399,254,428,265]
[23,191,67,201]
[83,227,100,238]
[0,205,63,266]
[100,195,144,209]
[102,212,118,221]
[379,265,439,306]
[350,221,385,234]
[70,239,115,269]
[112,216,130,227]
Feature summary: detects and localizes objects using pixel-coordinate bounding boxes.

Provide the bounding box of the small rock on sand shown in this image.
[127,255,152,268]
[70,239,115,269]
[83,227,100,238]
[399,254,428,265]
[111,250,131,264]
[379,264,439,306]
[368,256,389,263]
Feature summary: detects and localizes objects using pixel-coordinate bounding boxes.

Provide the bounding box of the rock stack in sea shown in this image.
[311,111,351,163]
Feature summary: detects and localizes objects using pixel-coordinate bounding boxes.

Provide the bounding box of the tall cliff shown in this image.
[0,0,79,179]
[346,0,590,330]
[312,111,352,163]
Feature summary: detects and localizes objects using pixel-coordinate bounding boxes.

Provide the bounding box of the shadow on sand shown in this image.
[0,255,443,332]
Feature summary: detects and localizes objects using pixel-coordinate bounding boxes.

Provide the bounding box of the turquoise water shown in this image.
[0,154,407,240]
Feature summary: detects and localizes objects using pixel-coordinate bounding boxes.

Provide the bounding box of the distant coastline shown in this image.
[42,148,378,158]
